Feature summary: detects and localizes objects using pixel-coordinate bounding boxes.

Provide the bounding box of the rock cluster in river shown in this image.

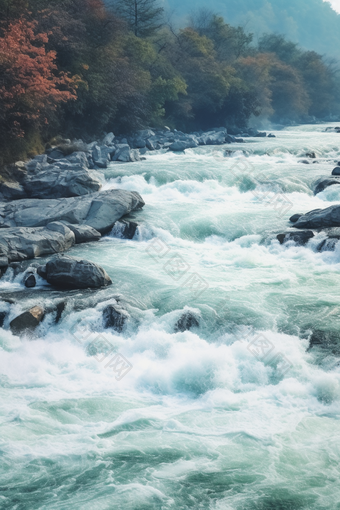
[277,160,340,252]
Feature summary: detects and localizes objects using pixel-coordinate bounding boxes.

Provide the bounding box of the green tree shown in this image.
[113,0,164,37]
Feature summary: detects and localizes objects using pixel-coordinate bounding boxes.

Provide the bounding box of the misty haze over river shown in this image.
[1,124,340,509]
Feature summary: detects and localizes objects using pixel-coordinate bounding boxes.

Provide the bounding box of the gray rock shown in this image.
[110,220,138,239]
[313,177,340,195]
[268,133,276,138]
[103,304,129,331]
[290,214,302,223]
[44,255,112,289]
[332,167,340,176]
[0,223,75,264]
[306,151,316,158]
[132,138,146,149]
[199,131,226,145]
[61,223,101,244]
[146,139,156,150]
[24,273,36,288]
[137,129,155,138]
[293,205,340,229]
[23,164,102,199]
[0,181,26,200]
[317,238,339,252]
[102,132,115,145]
[10,306,45,336]
[0,312,6,327]
[175,310,200,332]
[277,231,314,246]
[37,265,47,279]
[170,140,198,151]
[0,189,145,234]
[112,144,132,162]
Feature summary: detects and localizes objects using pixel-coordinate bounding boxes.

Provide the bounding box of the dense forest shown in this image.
[0,0,340,167]
[165,0,340,59]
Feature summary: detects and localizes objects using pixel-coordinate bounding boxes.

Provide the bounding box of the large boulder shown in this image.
[293,205,340,229]
[23,167,102,198]
[112,144,140,163]
[10,306,45,336]
[0,222,75,265]
[313,177,340,195]
[0,189,145,234]
[44,255,112,289]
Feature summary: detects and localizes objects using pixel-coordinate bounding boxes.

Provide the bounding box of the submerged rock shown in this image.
[44,255,112,289]
[103,304,129,332]
[313,177,340,195]
[277,231,314,246]
[10,306,45,336]
[175,310,200,332]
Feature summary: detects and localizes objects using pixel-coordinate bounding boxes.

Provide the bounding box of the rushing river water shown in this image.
[1,124,340,509]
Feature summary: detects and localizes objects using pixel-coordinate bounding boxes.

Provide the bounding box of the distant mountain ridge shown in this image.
[164,0,340,58]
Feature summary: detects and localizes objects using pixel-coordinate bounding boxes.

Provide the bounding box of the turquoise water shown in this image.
[1,124,340,509]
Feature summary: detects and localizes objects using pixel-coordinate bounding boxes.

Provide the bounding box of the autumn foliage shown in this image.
[0,0,339,167]
[0,17,77,139]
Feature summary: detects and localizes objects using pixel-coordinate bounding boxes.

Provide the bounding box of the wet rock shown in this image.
[317,238,339,252]
[55,301,66,324]
[268,133,276,138]
[61,223,101,244]
[175,310,200,332]
[293,205,340,229]
[332,167,340,176]
[0,223,75,264]
[103,304,129,332]
[306,151,316,158]
[24,273,36,288]
[110,220,138,239]
[0,311,7,327]
[309,330,340,355]
[277,231,314,246]
[10,306,45,336]
[44,255,112,289]
[37,265,47,279]
[0,189,145,234]
[255,132,267,137]
[313,177,340,195]
[290,214,302,223]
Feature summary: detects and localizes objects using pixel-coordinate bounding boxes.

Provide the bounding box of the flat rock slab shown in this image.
[0,189,145,234]
[0,222,75,265]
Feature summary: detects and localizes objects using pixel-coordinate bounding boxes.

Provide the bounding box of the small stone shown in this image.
[24,273,36,288]
[10,306,45,336]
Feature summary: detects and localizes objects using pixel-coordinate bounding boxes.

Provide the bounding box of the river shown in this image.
[1,123,340,509]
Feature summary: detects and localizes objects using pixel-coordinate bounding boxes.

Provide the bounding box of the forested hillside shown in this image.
[165,0,340,58]
[1,0,340,167]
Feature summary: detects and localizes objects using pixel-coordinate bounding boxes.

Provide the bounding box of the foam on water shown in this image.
[1,124,340,509]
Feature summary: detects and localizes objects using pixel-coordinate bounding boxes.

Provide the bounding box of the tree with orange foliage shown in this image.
[0,16,77,143]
